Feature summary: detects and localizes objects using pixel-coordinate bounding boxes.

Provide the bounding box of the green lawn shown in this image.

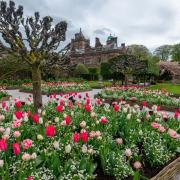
[148,83,180,94]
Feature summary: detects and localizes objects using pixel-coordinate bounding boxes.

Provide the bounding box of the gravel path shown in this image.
[6,89,102,104]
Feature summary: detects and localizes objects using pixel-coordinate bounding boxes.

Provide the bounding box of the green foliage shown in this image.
[100,63,112,79]
[154,45,172,61]
[0,91,8,99]
[88,67,100,75]
[0,52,30,79]
[147,56,160,76]
[171,43,180,62]
[127,44,151,60]
[75,63,89,75]
[88,67,100,80]
[143,131,175,167]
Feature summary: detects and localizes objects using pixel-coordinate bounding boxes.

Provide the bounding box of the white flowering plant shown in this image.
[0,93,179,180]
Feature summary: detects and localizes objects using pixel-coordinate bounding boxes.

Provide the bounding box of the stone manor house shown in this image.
[69,29,127,67]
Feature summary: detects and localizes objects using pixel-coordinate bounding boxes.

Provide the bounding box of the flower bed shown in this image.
[98,87,180,108]
[0,90,9,102]
[0,95,179,180]
[20,82,91,94]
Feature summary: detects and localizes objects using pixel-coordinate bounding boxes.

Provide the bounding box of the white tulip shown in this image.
[0,160,4,167]
[65,144,71,154]
[81,145,88,153]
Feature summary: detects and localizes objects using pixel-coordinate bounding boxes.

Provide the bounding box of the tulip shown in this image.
[65,144,71,154]
[81,130,88,143]
[46,125,55,137]
[0,139,7,151]
[133,161,142,169]
[12,143,21,155]
[125,148,132,157]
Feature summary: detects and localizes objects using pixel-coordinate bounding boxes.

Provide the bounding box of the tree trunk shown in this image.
[124,74,128,86]
[144,74,146,87]
[31,64,42,112]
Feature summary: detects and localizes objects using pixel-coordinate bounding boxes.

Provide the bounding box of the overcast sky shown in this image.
[10,0,180,51]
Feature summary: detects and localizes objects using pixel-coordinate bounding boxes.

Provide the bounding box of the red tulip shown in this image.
[174,111,179,119]
[84,104,91,112]
[65,115,70,125]
[27,110,31,117]
[46,125,55,137]
[15,111,23,120]
[142,101,147,107]
[157,106,161,111]
[15,101,22,108]
[114,104,119,112]
[56,105,63,113]
[100,116,108,124]
[2,101,6,108]
[32,114,39,123]
[0,139,7,151]
[26,177,33,180]
[81,130,88,143]
[73,132,79,143]
[86,98,91,105]
[12,143,20,155]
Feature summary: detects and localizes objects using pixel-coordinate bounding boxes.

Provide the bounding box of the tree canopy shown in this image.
[154,45,172,61]
[127,44,151,60]
[108,54,148,85]
[75,63,89,75]
[171,44,180,62]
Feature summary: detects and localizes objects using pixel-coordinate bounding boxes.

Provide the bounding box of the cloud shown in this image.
[5,0,180,50]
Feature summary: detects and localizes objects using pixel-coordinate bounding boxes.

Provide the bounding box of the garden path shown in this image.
[6,89,102,104]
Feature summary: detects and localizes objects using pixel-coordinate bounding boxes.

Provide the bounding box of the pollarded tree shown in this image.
[0,1,67,110]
